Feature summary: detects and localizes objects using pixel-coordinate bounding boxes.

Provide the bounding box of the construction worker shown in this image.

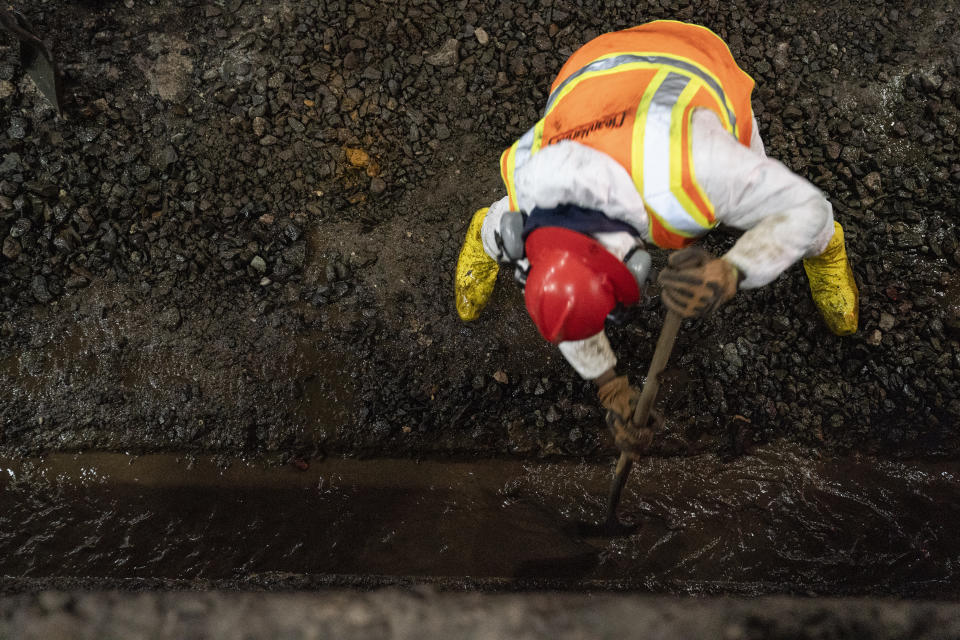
[454,20,859,457]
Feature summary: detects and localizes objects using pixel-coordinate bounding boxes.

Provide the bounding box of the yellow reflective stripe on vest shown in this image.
[502,119,547,210]
[500,140,520,210]
[637,72,716,238]
[681,96,715,227]
[531,120,546,155]
[669,81,714,228]
[545,51,736,138]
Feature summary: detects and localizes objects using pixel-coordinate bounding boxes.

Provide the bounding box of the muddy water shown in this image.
[1,446,959,595]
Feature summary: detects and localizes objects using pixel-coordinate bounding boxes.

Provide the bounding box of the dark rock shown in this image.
[722,343,743,370]
[30,275,52,303]
[545,404,560,423]
[7,118,26,140]
[9,218,31,238]
[425,38,459,67]
[533,33,552,51]
[287,117,306,134]
[343,52,360,70]
[54,227,81,252]
[158,306,181,330]
[283,222,302,242]
[133,164,151,182]
[64,274,89,288]
[282,242,305,268]
[0,153,20,174]
[253,116,267,137]
[2,236,20,260]
[162,146,178,167]
[863,172,882,193]
[898,232,924,248]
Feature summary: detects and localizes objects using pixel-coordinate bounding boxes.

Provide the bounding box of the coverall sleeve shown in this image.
[558,332,617,380]
[480,196,511,261]
[692,111,835,289]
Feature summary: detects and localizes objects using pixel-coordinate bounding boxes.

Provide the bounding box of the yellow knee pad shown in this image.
[802,221,859,336]
[455,207,500,321]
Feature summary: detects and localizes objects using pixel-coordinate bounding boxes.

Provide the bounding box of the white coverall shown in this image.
[479,110,837,379]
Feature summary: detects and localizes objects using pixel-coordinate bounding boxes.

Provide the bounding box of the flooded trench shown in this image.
[1,445,959,595]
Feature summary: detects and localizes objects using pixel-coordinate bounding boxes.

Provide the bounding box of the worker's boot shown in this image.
[455,207,499,321]
[803,221,859,336]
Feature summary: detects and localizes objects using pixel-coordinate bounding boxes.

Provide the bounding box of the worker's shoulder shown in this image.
[689,107,728,133]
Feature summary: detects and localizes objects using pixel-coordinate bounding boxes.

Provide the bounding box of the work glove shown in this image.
[657,247,740,318]
[597,375,655,458]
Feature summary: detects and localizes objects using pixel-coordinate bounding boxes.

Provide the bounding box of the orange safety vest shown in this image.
[500,21,756,249]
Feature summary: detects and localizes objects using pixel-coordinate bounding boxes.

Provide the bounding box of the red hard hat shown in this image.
[524,227,640,344]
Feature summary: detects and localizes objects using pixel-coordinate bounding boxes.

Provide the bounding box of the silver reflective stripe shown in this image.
[544,53,736,133]
[650,71,690,108]
[512,124,538,174]
[643,73,706,236]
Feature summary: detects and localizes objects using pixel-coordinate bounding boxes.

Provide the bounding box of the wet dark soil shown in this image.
[2,446,959,596]
[0,0,959,461]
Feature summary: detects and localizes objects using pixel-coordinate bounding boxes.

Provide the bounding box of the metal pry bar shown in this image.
[0,7,64,114]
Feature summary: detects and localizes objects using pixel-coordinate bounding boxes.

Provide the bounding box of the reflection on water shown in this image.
[1,445,958,594]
